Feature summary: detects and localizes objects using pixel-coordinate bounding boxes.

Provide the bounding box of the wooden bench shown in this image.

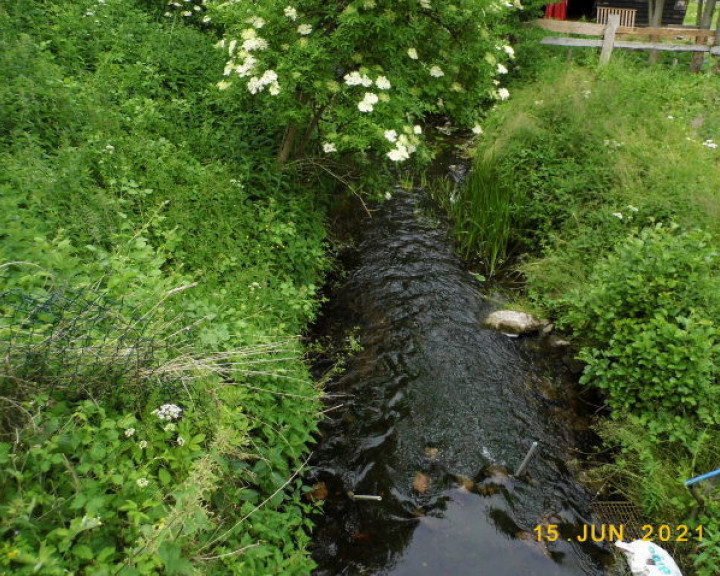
[596,6,637,28]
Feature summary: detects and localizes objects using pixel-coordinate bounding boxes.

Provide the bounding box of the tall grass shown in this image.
[452,150,511,277]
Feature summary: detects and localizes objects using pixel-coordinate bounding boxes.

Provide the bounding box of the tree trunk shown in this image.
[278,124,298,165]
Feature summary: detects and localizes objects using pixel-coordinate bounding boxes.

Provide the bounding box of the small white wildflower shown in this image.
[261,70,278,84]
[177,436,185,446]
[703,139,718,149]
[216,80,232,90]
[384,130,398,142]
[193,5,201,10]
[228,39,238,55]
[139,440,148,449]
[105,144,115,152]
[182,10,192,16]
[451,82,463,92]
[214,39,226,49]
[667,115,674,120]
[85,11,94,17]
[297,23,312,35]
[236,56,257,77]
[420,0,431,8]
[497,87,510,100]
[98,0,106,4]
[375,76,391,90]
[323,142,337,153]
[344,71,372,87]
[137,478,149,488]
[202,16,211,23]
[164,423,176,432]
[124,428,136,438]
[492,79,500,86]
[612,212,623,219]
[268,81,281,95]
[358,101,374,113]
[387,145,410,162]
[153,403,183,421]
[429,65,444,78]
[497,63,508,74]
[628,205,639,212]
[503,45,515,58]
[413,125,422,135]
[407,48,418,60]
[472,124,483,135]
[284,6,298,20]
[384,191,392,200]
[164,11,172,16]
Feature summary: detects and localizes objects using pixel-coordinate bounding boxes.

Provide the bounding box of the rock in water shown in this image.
[483,310,547,335]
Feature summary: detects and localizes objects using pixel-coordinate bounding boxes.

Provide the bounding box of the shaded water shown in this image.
[310,191,609,575]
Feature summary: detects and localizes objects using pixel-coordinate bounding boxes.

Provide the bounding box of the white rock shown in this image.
[483,310,547,335]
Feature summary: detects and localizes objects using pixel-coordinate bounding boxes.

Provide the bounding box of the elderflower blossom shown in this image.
[387,146,410,162]
[612,212,623,219]
[323,142,337,153]
[228,39,238,55]
[472,124,483,135]
[124,428,136,438]
[284,5,297,20]
[703,139,718,149]
[420,0,432,8]
[413,125,422,135]
[247,16,265,28]
[297,23,312,35]
[384,130,398,142]
[497,87,510,100]
[137,478,149,488]
[358,92,379,112]
[242,37,268,51]
[177,436,186,446]
[429,65,444,78]
[139,440,148,449]
[375,76,391,90]
[503,45,515,58]
[153,403,183,421]
[344,71,373,87]
[236,55,257,77]
[451,82,463,92]
[497,63,508,74]
[182,10,192,17]
[216,80,232,90]
[407,48,419,60]
[247,70,280,95]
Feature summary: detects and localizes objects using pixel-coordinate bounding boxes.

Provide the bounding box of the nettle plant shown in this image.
[207,0,520,163]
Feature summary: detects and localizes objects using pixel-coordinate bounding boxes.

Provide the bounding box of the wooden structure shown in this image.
[543,0,687,25]
[534,18,719,62]
[596,6,637,27]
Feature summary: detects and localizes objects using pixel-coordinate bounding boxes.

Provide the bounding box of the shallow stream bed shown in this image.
[309,190,611,575]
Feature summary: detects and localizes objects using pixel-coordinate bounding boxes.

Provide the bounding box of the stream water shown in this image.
[309,190,611,576]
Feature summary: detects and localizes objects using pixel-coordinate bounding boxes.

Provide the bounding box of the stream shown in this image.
[309,190,611,576]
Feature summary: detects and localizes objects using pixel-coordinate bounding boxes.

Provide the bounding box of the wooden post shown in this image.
[600,14,620,66]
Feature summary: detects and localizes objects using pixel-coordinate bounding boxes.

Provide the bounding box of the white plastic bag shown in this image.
[615,540,683,576]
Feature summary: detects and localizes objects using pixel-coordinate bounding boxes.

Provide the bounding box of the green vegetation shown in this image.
[444,53,720,573]
[0,0,530,573]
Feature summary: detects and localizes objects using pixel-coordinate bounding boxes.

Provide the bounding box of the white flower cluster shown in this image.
[407,48,418,60]
[323,142,337,153]
[243,37,268,51]
[386,127,421,162]
[358,92,379,112]
[429,65,444,78]
[248,70,281,95]
[344,71,373,87]
[164,0,210,21]
[153,403,183,421]
[472,124,483,135]
[124,428,136,438]
[497,63,508,75]
[703,139,718,149]
[497,87,510,101]
[137,477,149,488]
[297,23,313,35]
[284,5,298,20]
[247,16,265,28]
[375,76,391,90]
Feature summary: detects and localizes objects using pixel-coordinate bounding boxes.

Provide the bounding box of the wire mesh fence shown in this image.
[0,287,166,435]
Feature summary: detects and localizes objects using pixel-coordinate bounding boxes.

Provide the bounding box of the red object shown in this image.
[544,0,568,19]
